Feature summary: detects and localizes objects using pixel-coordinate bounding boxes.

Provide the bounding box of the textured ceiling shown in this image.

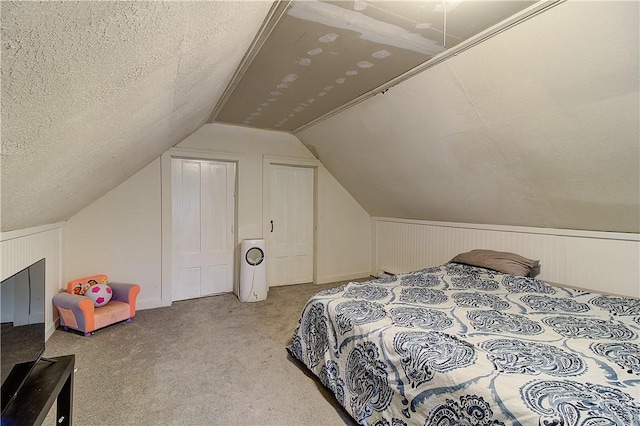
[1,1,274,232]
[1,1,638,236]
[212,0,536,131]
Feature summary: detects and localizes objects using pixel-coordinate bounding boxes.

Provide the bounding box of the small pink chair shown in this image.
[53,274,140,336]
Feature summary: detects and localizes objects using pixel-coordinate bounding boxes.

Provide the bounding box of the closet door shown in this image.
[172,158,235,301]
[269,165,314,286]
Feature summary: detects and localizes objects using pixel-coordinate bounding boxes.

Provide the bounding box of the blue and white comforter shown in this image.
[287,263,640,425]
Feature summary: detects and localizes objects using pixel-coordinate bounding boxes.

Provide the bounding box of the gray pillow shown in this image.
[451,249,540,277]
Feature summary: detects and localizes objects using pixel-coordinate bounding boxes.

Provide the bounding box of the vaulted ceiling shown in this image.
[1,1,274,232]
[1,1,638,234]
[211,0,537,132]
[297,0,640,233]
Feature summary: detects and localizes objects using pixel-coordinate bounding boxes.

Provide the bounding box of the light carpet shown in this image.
[43,282,361,425]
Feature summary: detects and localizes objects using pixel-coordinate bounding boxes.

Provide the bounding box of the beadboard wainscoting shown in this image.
[1,223,63,339]
[373,217,639,298]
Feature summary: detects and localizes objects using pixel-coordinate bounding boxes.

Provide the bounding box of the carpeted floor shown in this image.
[42,281,362,425]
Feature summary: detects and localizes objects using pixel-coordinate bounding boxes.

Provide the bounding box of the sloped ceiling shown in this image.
[1,1,638,235]
[211,0,536,131]
[297,0,640,233]
[1,1,274,232]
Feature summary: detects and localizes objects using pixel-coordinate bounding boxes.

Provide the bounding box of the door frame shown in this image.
[161,148,240,307]
[262,155,320,287]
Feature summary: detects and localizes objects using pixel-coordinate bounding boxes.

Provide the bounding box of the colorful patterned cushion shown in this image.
[68,275,109,296]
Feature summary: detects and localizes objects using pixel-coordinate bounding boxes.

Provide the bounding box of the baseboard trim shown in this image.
[136,299,165,310]
[316,271,371,285]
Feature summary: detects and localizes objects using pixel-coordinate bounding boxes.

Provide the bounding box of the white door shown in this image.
[172,158,235,301]
[269,165,314,286]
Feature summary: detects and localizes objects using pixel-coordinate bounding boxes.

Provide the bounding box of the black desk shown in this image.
[1,355,74,426]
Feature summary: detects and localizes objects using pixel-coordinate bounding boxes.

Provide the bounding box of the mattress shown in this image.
[287,262,640,425]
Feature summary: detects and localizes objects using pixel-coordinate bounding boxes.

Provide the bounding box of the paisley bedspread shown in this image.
[287,263,640,425]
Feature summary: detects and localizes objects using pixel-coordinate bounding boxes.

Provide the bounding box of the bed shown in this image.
[287,253,640,425]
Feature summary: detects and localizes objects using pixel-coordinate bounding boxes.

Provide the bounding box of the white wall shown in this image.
[374,217,640,298]
[63,159,162,309]
[64,123,371,309]
[316,169,371,283]
[1,223,63,338]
